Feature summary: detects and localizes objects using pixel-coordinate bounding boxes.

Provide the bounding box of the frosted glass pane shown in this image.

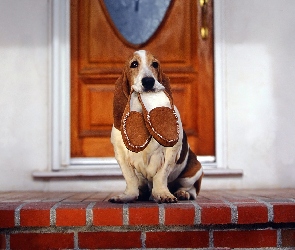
[104,0,171,45]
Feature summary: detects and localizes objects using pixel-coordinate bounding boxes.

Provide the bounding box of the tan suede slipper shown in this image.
[121,91,151,152]
[138,91,179,147]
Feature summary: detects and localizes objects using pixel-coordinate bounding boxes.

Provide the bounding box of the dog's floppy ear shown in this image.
[158,66,173,100]
[113,69,131,130]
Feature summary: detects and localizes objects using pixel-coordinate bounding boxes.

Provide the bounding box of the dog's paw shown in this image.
[152,190,178,203]
[174,190,190,200]
[108,193,137,203]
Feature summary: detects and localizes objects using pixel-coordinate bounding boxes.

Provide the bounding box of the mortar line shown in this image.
[255,198,274,222]
[140,231,146,249]
[5,233,10,250]
[190,200,201,225]
[14,203,27,227]
[209,228,214,248]
[222,199,238,224]
[74,231,79,250]
[277,228,282,248]
[158,203,165,226]
[123,203,129,226]
[86,202,96,226]
[50,202,61,226]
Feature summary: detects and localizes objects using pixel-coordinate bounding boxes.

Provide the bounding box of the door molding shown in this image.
[49,0,71,170]
[44,0,239,176]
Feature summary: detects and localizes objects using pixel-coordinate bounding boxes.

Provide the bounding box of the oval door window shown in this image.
[103,0,172,46]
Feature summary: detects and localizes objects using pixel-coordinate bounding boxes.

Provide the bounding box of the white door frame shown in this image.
[45,0,241,177]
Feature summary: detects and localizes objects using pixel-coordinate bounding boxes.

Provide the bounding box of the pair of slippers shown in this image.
[121,90,179,153]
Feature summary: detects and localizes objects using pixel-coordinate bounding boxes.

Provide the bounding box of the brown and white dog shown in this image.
[109,50,203,203]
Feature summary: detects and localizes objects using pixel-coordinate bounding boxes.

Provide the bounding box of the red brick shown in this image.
[93,202,123,226]
[199,203,231,224]
[0,202,22,228]
[273,203,295,223]
[164,202,195,225]
[214,229,277,248]
[78,232,142,249]
[281,229,295,247]
[10,233,74,250]
[0,234,5,249]
[55,202,88,226]
[145,231,209,248]
[129,202,159,225]
[236,203,268,224]
[20,202,55,227]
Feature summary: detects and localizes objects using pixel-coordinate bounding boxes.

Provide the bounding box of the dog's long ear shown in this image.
[158,67,173,100]
[113,69,130,130]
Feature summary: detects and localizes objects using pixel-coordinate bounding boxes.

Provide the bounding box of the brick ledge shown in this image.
[0,189,295,249]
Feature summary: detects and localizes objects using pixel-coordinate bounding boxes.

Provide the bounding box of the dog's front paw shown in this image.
[108,193,137,203]
[152,190,177,203]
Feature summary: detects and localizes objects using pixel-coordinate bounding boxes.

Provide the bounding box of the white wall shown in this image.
[0,0,49,190]
[0,0,295,191]
[205,0,295,189]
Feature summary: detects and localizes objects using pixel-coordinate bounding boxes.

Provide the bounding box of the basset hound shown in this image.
[109,50,203,203]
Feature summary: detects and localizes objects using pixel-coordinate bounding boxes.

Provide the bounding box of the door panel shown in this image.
[71,0,215,157]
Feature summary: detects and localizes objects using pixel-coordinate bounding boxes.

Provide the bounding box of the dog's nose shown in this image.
[142,77,155,91]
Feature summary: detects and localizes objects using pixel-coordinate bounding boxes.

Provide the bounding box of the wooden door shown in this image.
[71,0,214,157]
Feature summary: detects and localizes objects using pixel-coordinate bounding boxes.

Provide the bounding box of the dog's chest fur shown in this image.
[127,138,165,181]
[112,120,185,184]
[126,130,184,184]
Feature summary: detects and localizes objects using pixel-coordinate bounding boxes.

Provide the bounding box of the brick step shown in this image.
[0,189,295,249]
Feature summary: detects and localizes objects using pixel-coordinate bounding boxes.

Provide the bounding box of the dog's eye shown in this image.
[130,61,139,68]
[152,61,159,69]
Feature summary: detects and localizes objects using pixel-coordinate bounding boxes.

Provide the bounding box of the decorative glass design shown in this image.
[103,0,171,45]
